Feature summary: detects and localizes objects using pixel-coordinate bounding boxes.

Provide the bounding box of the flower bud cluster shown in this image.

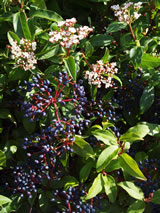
[111,2,143,24]
[9,38,37,71]
[84,60,118,88]
[49,18,93,49]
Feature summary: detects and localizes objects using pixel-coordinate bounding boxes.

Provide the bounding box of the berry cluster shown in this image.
[22,73,87,123]
[136,158,160,198]
[49,18,93,49]
[51,186,97,213]
[84,60,118,88]
[8,38,37,71]
[111,2,142,24]
[5,161,42,198]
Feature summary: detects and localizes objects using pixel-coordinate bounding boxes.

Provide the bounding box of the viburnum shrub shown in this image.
[1,0,160,212]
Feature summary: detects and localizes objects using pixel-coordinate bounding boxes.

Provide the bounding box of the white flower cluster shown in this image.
[49,18,93,49]
[111,2,143,24]
[10,38,37,71]
[84,60,118,88]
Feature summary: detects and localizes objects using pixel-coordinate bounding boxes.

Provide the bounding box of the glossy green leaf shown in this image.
[106,22,127,33]
[151,189,160,204]
[130,46,143,68]
[102,47,109,63]
[13,12,23,38]
[118,181,144,200]
[0,150,6,167]
[80,161,93,183]
[86,173,103,200]
[140,85,154,114]
[85,41,94,57]
[112,75,122,86]
[7,31,20,44]
[92,129,117,145]
[105,158,121,172]
[38,45,59,60]
[63,56,76,81]
[141,54,160,69]
[73,136,95,158]
[120,132,144,143]
[0,195,11,205]
[61,176,79,190]
[90,34,113,47]
[96,145,119,172]
[119,153,147,181]
[102,175,117,203]
[127,200,145,213]
[20,12,32,40]
[29,7,63,22]
[30,0,46,9]
[120,123,150,141]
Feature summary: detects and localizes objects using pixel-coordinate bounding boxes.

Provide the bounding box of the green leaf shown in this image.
[23,117,36,134]
[155,0,160,9]
[119,153,146,181]
[112,75,122,86]
[141,54,160,69]
[140,85,154,114]
[0,150,6,167]
[86,173,103,199]
[91,85,97,98]
[130,46,143,68]
[73,136,95,158]
[106,22,127,33]
[118,181,144,200]
[38,44,59,60]
[0,109,10,119]
[127,200,145,213]
[102,175,117,203]
[105,158,121,172]
[20,12,32,40]
[80,161,93,183]
[7,31,20,44]
[63,56,76,81]
[102,47,109,63]
[120,123,150,142]
[8,68,30,81]
[0,195,11,205]
[96,145,119,172]
[151,189,160,204]
[61,176,79,190]
[85,41,94,57]
[92,129,117,145]
[120,132,144,143]
[90,34,113,47]
[10,145,17,154]
[30,0,46,9]
[29,7,63,22]
[13,12,23,38]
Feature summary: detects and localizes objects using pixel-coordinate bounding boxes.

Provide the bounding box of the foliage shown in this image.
[0,0,160,212]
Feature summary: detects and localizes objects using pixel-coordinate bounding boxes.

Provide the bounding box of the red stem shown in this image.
[129,23,136,41]
[54,102,60,122]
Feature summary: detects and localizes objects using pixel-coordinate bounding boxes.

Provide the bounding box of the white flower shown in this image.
[49,18,93,49]
[134,12,141,19]
[68,27,76,33]
[10,38,37,71]
[111,5,120,10]
[32,42,37,51]
[85,61,118,88]
[57,21,65,27]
